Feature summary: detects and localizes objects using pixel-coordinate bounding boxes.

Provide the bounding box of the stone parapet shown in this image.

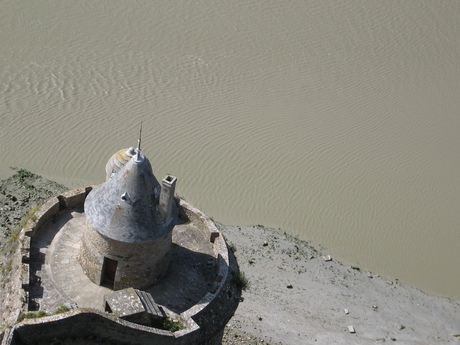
[23,187,93,239]
[3,188,239,345]
[23,197,59,238]
[3,187,92,329]
[178,198,238,344]
[10,308,200,345]
[178,199,220,243]
[57,186,93,210]
[1,230,29,328]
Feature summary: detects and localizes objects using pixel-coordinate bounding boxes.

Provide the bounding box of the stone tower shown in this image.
[78,142,178,290]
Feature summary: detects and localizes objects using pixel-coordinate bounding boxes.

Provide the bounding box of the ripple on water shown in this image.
[1,0,460,299]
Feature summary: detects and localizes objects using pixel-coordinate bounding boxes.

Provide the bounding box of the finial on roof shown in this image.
[137,121,142,153]
[134,122,144,164]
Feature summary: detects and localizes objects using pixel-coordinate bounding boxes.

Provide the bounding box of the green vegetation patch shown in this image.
[53,304,70,315]
[162,317,186,332]
[17,304,70,322]
[17,310,47,322]
[232,270,250,292]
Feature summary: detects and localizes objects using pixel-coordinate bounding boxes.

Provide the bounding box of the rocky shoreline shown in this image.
[0,169,67,250]
[1,169,459,344]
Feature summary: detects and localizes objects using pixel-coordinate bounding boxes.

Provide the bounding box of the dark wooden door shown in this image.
[102,257,118,288]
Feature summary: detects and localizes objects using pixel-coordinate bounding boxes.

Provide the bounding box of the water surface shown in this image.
[1,0,459,299]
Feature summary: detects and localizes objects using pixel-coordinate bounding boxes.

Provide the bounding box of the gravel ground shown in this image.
[219,223,460,344]
[222,327,271,345]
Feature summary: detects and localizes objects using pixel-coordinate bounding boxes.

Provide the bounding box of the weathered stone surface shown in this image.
[11,309,199,345]
[34,197,60,232]
[58,188,86,210]
[78,223,172,290]
[104,288,166,327]
[7,191,239,345]
[84,153,174,243]
[3,148,239,345]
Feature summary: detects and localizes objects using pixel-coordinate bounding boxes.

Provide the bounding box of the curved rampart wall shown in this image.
[178,199,240,344]
[9,308,199,345]
[1,188,239,345]
[1,187,93,329]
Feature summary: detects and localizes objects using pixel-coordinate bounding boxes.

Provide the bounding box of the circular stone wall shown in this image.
[10,187,240,345]
[78,223,172,290]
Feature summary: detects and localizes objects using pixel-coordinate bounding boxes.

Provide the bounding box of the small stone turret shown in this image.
[78,145,178,290]
[8,130,240,345]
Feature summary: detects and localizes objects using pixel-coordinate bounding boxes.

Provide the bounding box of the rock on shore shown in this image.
[1,169,459,344]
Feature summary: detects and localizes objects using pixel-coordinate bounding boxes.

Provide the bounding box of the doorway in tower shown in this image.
[101,257,118,289]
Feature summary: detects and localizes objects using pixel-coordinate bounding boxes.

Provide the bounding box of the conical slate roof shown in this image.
[85,150,169,243]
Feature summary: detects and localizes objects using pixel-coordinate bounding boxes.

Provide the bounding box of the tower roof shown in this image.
[85,150,169,243]
[105,147,136,180]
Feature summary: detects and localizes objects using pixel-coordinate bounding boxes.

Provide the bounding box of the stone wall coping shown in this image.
[12,308,201,345]
[177,199,232,322]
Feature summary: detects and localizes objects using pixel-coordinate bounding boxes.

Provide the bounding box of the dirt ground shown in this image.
[219,223,460,344]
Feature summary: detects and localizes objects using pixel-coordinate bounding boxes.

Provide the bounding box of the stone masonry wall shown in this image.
[78,224,172,290]
[178,199,240,344]
[1,187,93,329]
[10,308,199,345]
[1,188,239,345]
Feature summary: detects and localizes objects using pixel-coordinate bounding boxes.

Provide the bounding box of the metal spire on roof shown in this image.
[134,121,144,164]
[137,121,142,153]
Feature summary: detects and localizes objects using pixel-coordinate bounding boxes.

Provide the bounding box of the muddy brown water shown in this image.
[1,1,459,299]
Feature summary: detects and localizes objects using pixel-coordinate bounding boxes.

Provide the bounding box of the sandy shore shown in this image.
[1,170,459,344]
[220,224,460,344]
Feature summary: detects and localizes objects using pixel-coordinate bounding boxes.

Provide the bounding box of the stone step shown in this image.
[135,289,165,319]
